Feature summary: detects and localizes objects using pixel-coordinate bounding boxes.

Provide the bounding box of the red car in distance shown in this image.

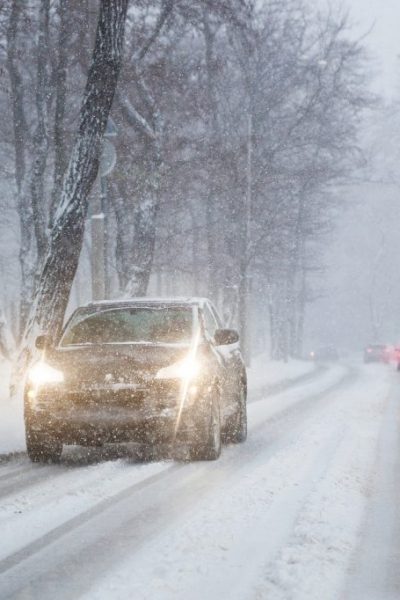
[363,344,391,364]
[393,346,400,370]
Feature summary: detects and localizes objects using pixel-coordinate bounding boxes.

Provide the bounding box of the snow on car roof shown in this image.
[85,297,209,308]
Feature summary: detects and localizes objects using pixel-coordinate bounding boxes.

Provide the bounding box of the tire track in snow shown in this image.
[245,365,393,600]
[0,365,356,599]
[344,375,400,599]
[78,364,378,600]
[0,463,179,579]
[250,364,356,432]
[76,369,358,600]
[0,464,33,483]
[0,366,350,565]
[250,363,326,403]
[0,465,72,499]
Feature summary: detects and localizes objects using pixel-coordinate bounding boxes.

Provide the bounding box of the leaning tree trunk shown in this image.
[13,0,128,390]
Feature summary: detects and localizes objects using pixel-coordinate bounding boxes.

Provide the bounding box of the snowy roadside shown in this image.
[0,355,314,456]
[0,360,25,456]
[0,360,346,592]
[247,354,315,394]
[80,364,392,600]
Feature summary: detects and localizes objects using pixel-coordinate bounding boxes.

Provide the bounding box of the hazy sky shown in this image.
[318,0,400,97]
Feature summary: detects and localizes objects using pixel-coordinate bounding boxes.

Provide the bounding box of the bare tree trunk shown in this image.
[6,0,35,335]
[368,228,386,342]
[112,1,174,297]
[30,0,51,264]
[188,201,200,296]
[124,150,161,296]
[14,0,128,386]
[0,307,16,360]
[203,8,220,302]
[237,113,252,364]
[111,163,160,298]
[111,178,131,290]
[294,246,307,358]
[49,0,70,227]
[116,95,163,297]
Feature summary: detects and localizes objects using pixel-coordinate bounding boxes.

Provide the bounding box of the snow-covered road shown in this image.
[0,361,398,599]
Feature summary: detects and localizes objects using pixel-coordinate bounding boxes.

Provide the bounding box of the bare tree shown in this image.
[6,0,34,333]
[13,0,129,387]
[114,0,173,296]
[30,0,51,264]
[49,0,71,226]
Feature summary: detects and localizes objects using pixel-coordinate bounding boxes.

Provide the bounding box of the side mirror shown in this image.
[35,334,52,351]
[214,328,239,346]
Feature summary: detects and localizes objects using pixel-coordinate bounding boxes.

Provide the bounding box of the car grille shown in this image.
[67,388,147,407]
[36,381,182,410]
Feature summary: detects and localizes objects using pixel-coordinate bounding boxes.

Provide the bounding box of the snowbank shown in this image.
[0,360,25,455]
[248,354,315,393]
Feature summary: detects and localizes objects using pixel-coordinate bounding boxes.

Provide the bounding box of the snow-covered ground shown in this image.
[247,354,315,396]
[0,359,399,599]
[0,360,25,455]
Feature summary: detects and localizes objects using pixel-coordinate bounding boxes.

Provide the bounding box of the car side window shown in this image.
[202,305,219,339]
[208,303,223,328]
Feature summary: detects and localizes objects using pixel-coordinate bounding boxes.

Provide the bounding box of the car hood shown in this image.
[46,343,191,385]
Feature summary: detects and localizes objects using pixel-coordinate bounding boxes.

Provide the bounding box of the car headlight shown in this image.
[28,362,64,386]
[156,357,200,380]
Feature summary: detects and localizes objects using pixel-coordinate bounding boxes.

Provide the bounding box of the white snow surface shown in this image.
[0,359,397,599]
[247,354,315,392]
[0,360,25,454]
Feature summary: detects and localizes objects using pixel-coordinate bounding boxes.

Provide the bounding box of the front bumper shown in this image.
[25,381,204,445]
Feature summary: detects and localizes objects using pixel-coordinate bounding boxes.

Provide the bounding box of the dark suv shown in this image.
[25,298,247,462]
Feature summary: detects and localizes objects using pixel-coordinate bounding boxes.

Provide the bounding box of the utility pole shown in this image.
[238,111,252,365]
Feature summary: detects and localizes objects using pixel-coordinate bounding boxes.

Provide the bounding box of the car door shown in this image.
[202,303,242,421]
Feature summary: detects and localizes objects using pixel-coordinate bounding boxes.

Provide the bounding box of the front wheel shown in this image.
[25,425,63,463]
[224,382,247,444]
[188,392,221,461]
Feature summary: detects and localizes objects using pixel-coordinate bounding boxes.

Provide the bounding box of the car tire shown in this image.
[26,425,63,463]
[136,444,160,462]
[188,391,221,461]
[225,381,247,444]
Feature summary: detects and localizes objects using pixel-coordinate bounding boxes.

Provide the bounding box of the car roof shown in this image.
[84,297,210,310]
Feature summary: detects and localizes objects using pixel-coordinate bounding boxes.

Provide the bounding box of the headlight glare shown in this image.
[156,357,200,380]
[28,362,64,386]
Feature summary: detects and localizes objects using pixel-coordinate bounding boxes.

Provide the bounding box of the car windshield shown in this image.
[60,306,194,346]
